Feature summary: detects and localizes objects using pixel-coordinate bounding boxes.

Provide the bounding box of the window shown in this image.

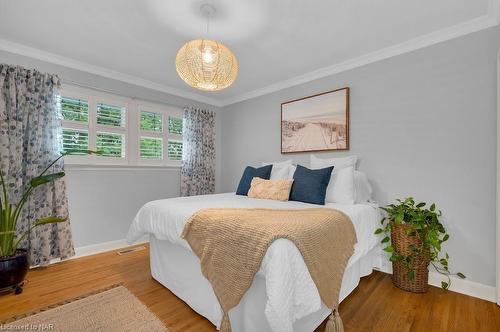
[60,86,183,167]
[141,111,162,132]
[95,102,127,159]
[168,140,183,160]
[140,137,163,159]
[167,116,183,161]
[96,132,125,157]
[60,96,89,123]
[168,116,183,135]
[138,105,183,165]
[139,110,163,161]
[59,95,90,155]
[62,129,89,155]
[97,103,126,127]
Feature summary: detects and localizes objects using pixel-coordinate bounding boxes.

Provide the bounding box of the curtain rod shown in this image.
[61,79,189,109]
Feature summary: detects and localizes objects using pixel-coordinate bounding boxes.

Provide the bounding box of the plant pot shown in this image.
[0,249,28,294]
[391,224,430,293]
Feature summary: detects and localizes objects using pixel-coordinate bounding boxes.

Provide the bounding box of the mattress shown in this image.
[127,193,383,332]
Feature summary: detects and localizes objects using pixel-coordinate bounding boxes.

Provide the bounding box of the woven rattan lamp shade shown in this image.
[176,39,238,91]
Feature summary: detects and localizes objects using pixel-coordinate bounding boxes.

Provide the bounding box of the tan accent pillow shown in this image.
[247,177,294,201]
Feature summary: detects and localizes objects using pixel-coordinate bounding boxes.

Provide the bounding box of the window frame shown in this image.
[94,95,129,165]
[60,85,183,167]
[135,101,183,167]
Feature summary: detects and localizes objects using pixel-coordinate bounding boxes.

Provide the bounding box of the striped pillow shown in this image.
[247,177,294,201]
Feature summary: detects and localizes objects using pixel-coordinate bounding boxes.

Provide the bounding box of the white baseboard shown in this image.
[74,237,149,258]
[375,264,496,302]
[427,271,496,302]
[48,237,149,265]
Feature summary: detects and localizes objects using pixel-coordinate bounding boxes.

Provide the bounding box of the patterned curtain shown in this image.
[0,64,74,265]
[181,108,216,196]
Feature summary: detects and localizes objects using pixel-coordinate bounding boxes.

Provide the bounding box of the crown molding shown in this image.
[1,3,499,108]
[219,10,500,106]
[0,38,224,107]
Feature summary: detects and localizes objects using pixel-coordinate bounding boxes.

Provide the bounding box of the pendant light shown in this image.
[175,4,238,92]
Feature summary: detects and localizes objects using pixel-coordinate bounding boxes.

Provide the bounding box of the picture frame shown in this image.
[281,87,350,154]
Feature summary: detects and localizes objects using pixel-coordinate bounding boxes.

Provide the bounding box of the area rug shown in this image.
[1,284,168,332]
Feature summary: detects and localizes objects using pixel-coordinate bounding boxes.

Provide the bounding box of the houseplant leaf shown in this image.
[34,216,67,226]
[30,172,65,187]
[12,216,68,252]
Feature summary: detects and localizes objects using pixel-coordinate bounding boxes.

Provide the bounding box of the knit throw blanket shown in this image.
[181,208,357,332]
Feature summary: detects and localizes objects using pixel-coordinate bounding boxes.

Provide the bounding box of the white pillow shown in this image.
[310,155,357,169]
[261,160,293,168]
[354,170,373,203]
[288,165,297,179]
[310,155,357,204]
[261,160,293,180]
[270,166,291,180]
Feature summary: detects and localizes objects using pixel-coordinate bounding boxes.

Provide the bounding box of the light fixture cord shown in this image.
[206,11,210,35]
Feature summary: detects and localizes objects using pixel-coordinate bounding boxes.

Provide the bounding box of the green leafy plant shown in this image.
[0,150,97,258]
[375,197,465,289]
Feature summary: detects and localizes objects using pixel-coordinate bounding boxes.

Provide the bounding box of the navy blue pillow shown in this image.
[236,165,273,196]
[289,165,334,205]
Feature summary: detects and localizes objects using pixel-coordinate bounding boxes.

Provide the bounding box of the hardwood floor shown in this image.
[1,245,499,331]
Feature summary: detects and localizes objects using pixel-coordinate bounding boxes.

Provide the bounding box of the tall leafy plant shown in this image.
[0,151,94,257]
[375,197,465,289]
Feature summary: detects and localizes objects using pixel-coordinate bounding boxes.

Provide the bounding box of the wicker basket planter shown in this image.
[391,223,431,293]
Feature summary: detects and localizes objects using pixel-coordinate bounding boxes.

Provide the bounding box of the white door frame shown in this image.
[497,49,500,305]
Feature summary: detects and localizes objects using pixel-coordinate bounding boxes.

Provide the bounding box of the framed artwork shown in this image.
[281,87,349,154]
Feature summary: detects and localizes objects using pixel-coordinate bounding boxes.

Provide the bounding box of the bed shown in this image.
[126,192,384,332]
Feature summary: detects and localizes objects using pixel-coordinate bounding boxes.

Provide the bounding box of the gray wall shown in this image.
[220,26,500,286]
[65,168,180,248]
[0,50,222,249]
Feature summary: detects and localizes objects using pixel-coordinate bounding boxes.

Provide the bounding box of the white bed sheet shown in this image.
[127,193,383,332]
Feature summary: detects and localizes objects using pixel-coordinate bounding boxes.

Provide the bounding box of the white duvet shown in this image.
[127,193,381,332]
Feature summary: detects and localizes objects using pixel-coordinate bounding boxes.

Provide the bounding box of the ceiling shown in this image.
[0,0,498,106]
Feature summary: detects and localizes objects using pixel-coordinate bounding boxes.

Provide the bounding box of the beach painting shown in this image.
[281,87,349,153]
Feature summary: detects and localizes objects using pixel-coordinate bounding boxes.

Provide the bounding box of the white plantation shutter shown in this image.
[139,110,163,161]
[97,103,126,127]
[94,102,127,160]
[96,132,126,157]
[59,95,90,154]
[140,137,163,159]
[140,111,162,132]
[167,116,183,161]
[168,116,183,135]
[168,140,182,160]
[59,96,89,123]
[138,107,183,164]
[62,129,89,155]
[59,85,183,166]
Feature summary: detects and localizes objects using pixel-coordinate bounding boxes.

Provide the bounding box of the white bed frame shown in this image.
[149,236,384,332]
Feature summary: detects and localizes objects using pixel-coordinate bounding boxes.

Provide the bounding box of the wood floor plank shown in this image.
[0,245,498,332]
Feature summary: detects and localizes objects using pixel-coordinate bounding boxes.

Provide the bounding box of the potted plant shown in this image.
[0,153,71,295]
[375,197,465,292]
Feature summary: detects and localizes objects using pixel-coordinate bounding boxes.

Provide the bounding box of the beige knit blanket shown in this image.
[181,208,357,332]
